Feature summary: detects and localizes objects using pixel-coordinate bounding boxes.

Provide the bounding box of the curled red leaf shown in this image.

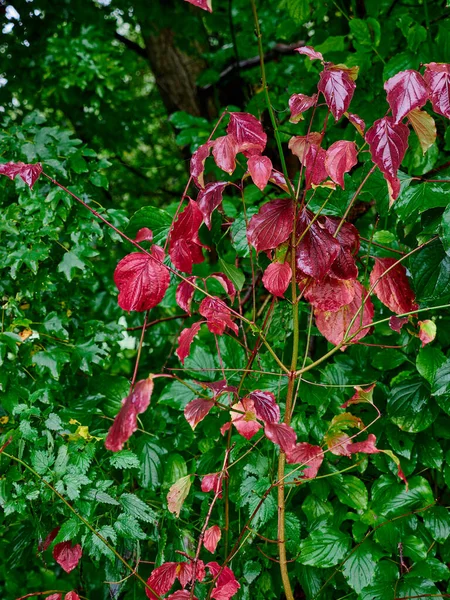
[0,161,43,189]
[176,276,197,315]
[325,140,358,188]
[289,93,318,123]
[247,198,295,252]
[210,273,236,303]
[369,257,418,315]
[389,315,409,333]
[184,0,212,12]
[191,141,213,189]
[198,182,229,229]
[201,473,222,496]
[212,135,238,175]
[169,199,207,273]
[295,46,324,62]
[53,541,82,574]
[262,261,292,298]
[199,297,238,335]
[248,155,272,191]
[135,227,153,243]
[285,443,324,479]
[184,398,215,429]
[176,321,202,364]
[264,422,297,454]
[64,594,80,600]
[204,525,221,553]
[289,134,328,188]
[424,62,450,119]
[323,217,360,281]
[384,69,428,124]
[346,433,379,454]
[207,562,241,600]
[227,112,267,154]
[246,390,280,424]
[346,112,366,135]
[45,595,62,600]
[318,67,356,121]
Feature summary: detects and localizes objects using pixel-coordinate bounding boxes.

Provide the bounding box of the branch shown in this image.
[114,32,147,59]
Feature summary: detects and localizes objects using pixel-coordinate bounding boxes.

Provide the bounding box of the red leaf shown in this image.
[184,0,212,12]
[204,525,221,553]
[323,217,360,280]
[346,112,366,135]
[424,63,450,119]
[407,108,437,154]
[45,595,62,600]
[176,277,197,315]
[176,321,202,363]
[318,67,356,121]
[135,228,153,243]
[198,182,228,229]
[248,155,272,191]
[227,112,267,154]
[146,562,178,600]
[326,432,352,457]
[114,247,170,312]
[169,199,206,273]
[389,315,409,332]
[418,319,436,347]
[177,560,205,587]
[39,526,60,552]
[369,258,418,315]
[302,276,356,311]
[264,422,297,453]
[341,383,376,408]
[296,210,340,281]
[246,390,280,424]
[207,562,241,600]
[295,46,324,62]
[289,132,322,164]
[247,198,295,252]
[212,135,238,175]
[365,117,409,203]
[64,594,80,600]
[168,592,198,600]
[289,93,318,123]
[201,473,222,496]
[269,169,291,193]
[184,398,215,429]
[0,161,42,189]
[285,443,324,479]
[325,140,358,188]
[289,134,328,188]
[346,433,379,454]
[384,69,428,124]
[53,541,82,574]
[191,141,213,188]
[314,281,374,346]
[210,273,236,303]
[262,262,292,297]
[105,377,154,451]
[230,398,262,440]
[199,297,238,335]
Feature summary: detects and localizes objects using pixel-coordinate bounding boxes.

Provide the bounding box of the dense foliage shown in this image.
[2,1,450,599]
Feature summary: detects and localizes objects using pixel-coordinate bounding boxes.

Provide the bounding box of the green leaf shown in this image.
[395,182,449,220]
[120,493,157,523]
[57,251,86,281]
[299,526,351,568]
[114,513,147,540]
[184,343,219,381]
[402,535,428,561]
[350,18,381,47]
[372,476,434,518]
[332,475,368,511]
[387,378,438,433]
[109,450,140,470]
[217,258,245,291]
[54,518,81,544]
[138,441,165,489]
[432,358,450,411]
[85,489,119,505]
[231,208,257,257]
[396,577,441,598]
[410,241,450,306]
[33,349,70,380]
[423,506,450,543]
[31,450,53,475]
[126,205,172,247]
[342,541,379,593]
[359,561,398,600]
[416,346,446,385]
[286,0,310,25]
[243,560,261,584]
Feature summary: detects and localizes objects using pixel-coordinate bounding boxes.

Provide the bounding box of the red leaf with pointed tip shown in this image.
[289,93,318,123]
[295,46,324,61]
[65,593,80,600]
[262,262,292,297]
[184,0,212,12]
[184,398,214,429]
[39,526,60,552]
[389,315,409,332]
[369,258,418,315]
[105,377,154,451]
[248,155,272,191]
[325,140,358,188]
[197,182,228,229]
[204,525,221,553]
[322,217,359,280]
[365,117,409,202]
[169,199,207,272]
[146,562,178,600]
[289,132,322,164]
[212,135,238,175]
[269,169,291,192]
[177,560,205,587]
[201,473,222,496]
[176,276,197,315]
[53,541,82,574]
[315,281,374,346]
[289,133,328,188]
[227,112,267,154]
[247,390,280,423]
[418,320,436,347]
[424,63,450,119]
[176,321,202,363]
[230,398,262,440]
[247,198,294,252]
[296,210,340,281]
[114,248,170,312]
[199,297,238,335]
[135,228,153,243]
[191,141,213,188]
[0,161,43,189]
[384,69,428,124]
[285,443,324,479]
[407,108,437,154]
[318,68,356,121]
[346,433,379,454]
[346,112,366,135]
[264,422,297,453]
[210,273,236,303]
[207,562,241,600]
[303,276,356,311]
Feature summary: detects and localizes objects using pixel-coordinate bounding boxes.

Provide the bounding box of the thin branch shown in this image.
[114,32,147,59]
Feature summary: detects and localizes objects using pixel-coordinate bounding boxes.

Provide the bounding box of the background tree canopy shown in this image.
[2,0,450,599]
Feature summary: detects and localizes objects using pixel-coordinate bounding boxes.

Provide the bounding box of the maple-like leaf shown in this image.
[0,161,43,189]
[262,262,292,297]
[369,257,418,315]
[295,46,324,62]
[389,315,409,332]
[318,67,356,121]
[199,297,238,335]
[346,112,366,135]
[176,276,197,315]
[210,273,236,303]
[184,398,215,429]
[146,562,178,600]
[105,376,154,451]
[407,108,437,154]
[167,475,193,518]
[227,112,267,155]
[314,281,374,346]
[184,0,212,12]
[424,63,450,119]
[247,198,294,252]
[197,182,228,229]
[248,155,272,191]
[204,525,221,553]
[53,541,82,574]
[289,93,318,123]
[296,210,340,281]
[201,473,222,496]
[169,199,206,273]
[207,562,241,600]
[191,141,213,188]
[384,69,428,124]
[212,135,238,175]
[230,398,262,440]
[176,321,202,363]
[325,140,358,188]
[285,443,324,479]
[302,276,356,312]
[418,320,436,347]
[264,422,297,453]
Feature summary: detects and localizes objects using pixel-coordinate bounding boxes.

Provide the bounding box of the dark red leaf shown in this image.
[285,443,324,479]
[424,63,450,119]
[212,135,238,175]
[369,257,418,314]
[389,315,409,332]
[204,525,221,553]
[325,140,358,188]
[176,321,202,363]
[210,273,236,303]
[169,199,207,272]
[384,69,428,124]
[176,276,197,315]
[247,198,295,252]
[146,562,178,600]
[53,541,82,574]
[191,141,213,188]
[207,562,241,600]
[39,526,60,552]
[346,112,366,135]
[289,93,318,123]
[289,134,329,188]
[295,46,324,62]
[296,210,340,281]
[264,422,297,453]
[199,297,238,335]
[184,398,215,429]
[230,398,262,440]
[247,390,280,423]
[198,182,228,229]
[302,276,356,311]
[262,262,292,297]
[0,161,43,189]
[315,281,374,346]
[184,0,212,12]
[322,217,360,280]
[248,155,272,191]
[318,67,356,121]
[201,473,222,496]
[114,247,170,312]
[227,112,267,154]
[135,228,153,243]
[105,377,154,451]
